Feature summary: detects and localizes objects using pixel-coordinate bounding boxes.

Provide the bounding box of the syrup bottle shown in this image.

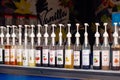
[10,25,17,65]
[74,23,81,69]
[42,24,49,67]
[111,23,120,70]
[93,23,101,69]
[23,25,29,66]
[65,24,74,69]
[49,24,56,67]
[82,23,91,69]
[29,25,35,67]
[101,23,110,70]
[17,25,23,66]
[35,24,42,66]
[0,26,5,64]
[56,24,64,68]
[4,25,11,65]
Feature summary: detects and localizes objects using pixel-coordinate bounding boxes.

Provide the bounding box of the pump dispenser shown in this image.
[5,25,11,65]
[17,25,23,66]
[23,25,29,66]
[10,25,17,65]
[57,24,64,68]
[101,23,110,70]
[49,24,56,67]
[93,23,101,69]
[82,23,91,69]
[0,26,5,64]
[65,24,74,69]
[42,24,49,67]
[111,23,120,70]
[35,24,42,66]
[74,23,81,69]
[29,25,35,67]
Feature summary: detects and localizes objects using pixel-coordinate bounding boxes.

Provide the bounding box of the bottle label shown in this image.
[29,49,35,64]
[17,49,23,62]
[57,50,63,65]
[11,49,16,62]
[74,51,80,66]
[82,49,90,66]
[112,51,120,67]
[65,49,73,65]
[23,49,28,66]
[93,50,100,66]
[42,49,49,64]
[102,50,109,66]
[5,49,10,62]
[35,50,41,64]
[0,48,3,62]
[49,50,56,65]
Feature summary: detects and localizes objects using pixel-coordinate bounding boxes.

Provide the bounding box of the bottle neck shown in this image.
[59,36,62,46]
[67,37,71,46]
[84,35,88,47]
[95,37,99,47]
[52,37,55,46]
[12,37,15,45]
[104,37,108,47]
[76,37,79,46]
[113,37,118,46]
[37,37,41,46]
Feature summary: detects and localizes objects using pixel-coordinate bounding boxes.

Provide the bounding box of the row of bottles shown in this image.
[0,22,120,71]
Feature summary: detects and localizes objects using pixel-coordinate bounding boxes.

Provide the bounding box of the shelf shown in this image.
[0,65,120,79]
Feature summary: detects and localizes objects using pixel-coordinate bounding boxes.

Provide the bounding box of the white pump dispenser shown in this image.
[44,24,49,46]
[24,25,29,47]
[95,23,100,47]
[103,23,108,47]
[37,24,42,46]
[6,25,10,45]
[11,25,16,45]
[113,23,118,45]
[84,23,89,47]
[51,24,56,46]
[59,24,64,46]
[67,24,72,46]
[75,23,80,46]
[30,25,35,47]
[18,25,22,45]
[0,26,4,45]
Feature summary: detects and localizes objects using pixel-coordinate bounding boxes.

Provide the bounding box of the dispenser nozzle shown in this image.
[37,24,42,37]
[59,24,64,46]
[0,26,4,45]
